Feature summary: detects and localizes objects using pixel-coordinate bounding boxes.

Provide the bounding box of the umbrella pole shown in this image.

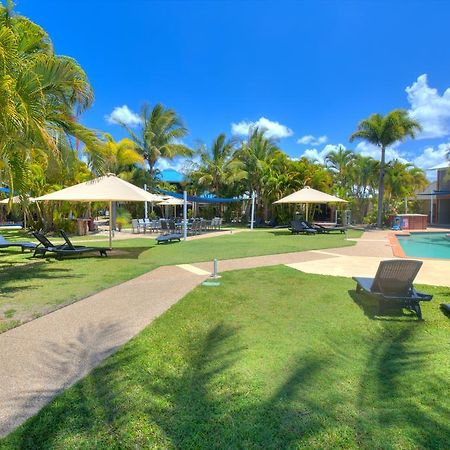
[109,201,112,249]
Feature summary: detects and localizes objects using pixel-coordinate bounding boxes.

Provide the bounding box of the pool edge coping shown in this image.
[389,230,450,261]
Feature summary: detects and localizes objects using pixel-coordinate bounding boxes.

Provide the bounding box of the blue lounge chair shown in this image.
[156,220,182,244]
[0,234,37,252]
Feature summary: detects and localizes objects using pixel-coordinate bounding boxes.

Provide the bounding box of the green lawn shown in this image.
[2,266,449,449]
[0,228,362,332]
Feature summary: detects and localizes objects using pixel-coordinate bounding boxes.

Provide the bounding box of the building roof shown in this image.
[428,161,450,170]
[157,169,185,183]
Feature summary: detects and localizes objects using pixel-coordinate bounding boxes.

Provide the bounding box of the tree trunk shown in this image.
[376,146,386,228]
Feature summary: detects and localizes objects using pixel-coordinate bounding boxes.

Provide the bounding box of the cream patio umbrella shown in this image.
[35,173,164,248]
[158,196,191,220]
[0,195,35,204]
[0,196,36,228]
[158,197,191,206]
[273,186,347,222]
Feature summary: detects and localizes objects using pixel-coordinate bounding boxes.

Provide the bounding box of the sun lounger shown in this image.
[353,260,432,319]
[441,304,450,315]
[155,233,182,244]
[59,230,109,258]
[289,220,317,235]
[0,234,37,252]
[156,220,182,243]
[307,222,345,234]
[32,231,108,259]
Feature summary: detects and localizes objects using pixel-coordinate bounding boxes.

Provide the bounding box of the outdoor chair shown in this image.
[32,231,108,259]
[131,219,140,234]
[306,221,345,234]
[59,230,109,258]
[0,234,37,252]
[155,219,182,244]
[440,303,450,316]
[353,260,432,319]
[138,219,147,233]
[289,220,317,235]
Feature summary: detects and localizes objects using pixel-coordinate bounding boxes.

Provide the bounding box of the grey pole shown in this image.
[250,191,256,230]
[183,190,188,241]
[144,183,148,219]
[430,194,434,225]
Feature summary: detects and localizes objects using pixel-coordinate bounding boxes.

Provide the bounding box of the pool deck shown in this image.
[189,228,450,287]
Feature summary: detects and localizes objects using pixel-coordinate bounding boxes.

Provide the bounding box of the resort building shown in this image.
[418,162,450,225]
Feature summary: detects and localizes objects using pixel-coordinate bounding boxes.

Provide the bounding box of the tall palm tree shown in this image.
[190,133,243,196]
[235,128,284,218]
[0,1,99,195]
[349,109,422,227]
[119,103,192,180]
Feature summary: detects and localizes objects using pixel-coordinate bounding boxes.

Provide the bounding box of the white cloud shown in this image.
[406,74,450,139]
[155,156,200,173]
[301,144,345,165]
[231,117,293,139]
[105,105,141,126]
[413,142,450,170]
[297,135,328,146]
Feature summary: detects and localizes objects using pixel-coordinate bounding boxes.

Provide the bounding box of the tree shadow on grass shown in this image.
[4,316,449,448]
[348,289,419,322]
[0,262,76,298]
[104,246,151,260]
[356,326,450,448]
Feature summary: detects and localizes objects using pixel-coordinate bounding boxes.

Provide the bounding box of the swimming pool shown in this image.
[397,232,450,259]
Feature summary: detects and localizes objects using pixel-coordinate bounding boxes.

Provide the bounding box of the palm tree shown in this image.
[350,154,379,222]
[349,109,422,227]
[84,134,144,178]
[0,2,99,195]
[235,128,284,218]
[325,145,355,195]
[118,103,192,180]
[385,161,428,212]
[190,133,243,196]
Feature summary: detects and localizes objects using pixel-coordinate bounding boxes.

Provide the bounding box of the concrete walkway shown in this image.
[1,229,450,437]
[0,266,208,437]
[188,229,450,287]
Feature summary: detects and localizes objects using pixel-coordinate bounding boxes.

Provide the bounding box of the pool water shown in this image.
[397,232,450,259]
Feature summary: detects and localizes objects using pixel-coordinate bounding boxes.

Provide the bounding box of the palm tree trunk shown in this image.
[376,146,386,227]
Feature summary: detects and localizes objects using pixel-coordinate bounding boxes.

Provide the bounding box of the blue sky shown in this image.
[17,0,450,172]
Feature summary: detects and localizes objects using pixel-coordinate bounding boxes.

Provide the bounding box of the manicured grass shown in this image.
[2,266,449,448]
[0,228,362,332]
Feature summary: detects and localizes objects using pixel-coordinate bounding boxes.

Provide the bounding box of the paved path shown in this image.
[188,229,450,287]
[2,229,450,437]
[0,266,208,437]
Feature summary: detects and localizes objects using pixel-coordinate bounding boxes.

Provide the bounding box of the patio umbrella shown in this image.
[0,196,35,204]
[0,196,36,228]
[273,186,347,221]
[158,197,191,206]
[35,173,164,248]
[158,196,191,222]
